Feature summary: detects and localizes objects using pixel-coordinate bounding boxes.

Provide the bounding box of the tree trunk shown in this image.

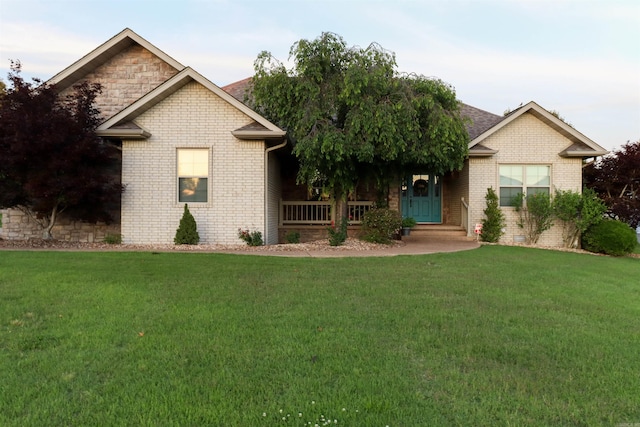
[334,193,348,226]
[42,205,58,240]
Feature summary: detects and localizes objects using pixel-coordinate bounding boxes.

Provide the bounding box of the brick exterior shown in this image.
[120,81,267,244]
[0,32,594,248]
[463,112,583,247]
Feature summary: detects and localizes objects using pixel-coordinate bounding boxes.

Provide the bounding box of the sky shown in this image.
[0,0,638,152]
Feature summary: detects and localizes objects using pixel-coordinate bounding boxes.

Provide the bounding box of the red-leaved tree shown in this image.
[584,140,639,228]
[0,62,122,239]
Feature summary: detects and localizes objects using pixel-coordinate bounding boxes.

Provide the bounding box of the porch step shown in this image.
[405,225,473,241]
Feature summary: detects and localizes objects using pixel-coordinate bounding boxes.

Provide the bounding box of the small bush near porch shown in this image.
[1,247,638,426]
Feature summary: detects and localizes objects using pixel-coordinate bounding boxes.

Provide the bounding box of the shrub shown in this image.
[174,204,200,245]
[327,218,348,246]
[285,230,300,244]
[553,188,606,248]
[238,229,264,246]
[361,207,402,244]
[514,192,553,244]
[582,219,636,256]
[103,233,122,244]
[480,187,505,243]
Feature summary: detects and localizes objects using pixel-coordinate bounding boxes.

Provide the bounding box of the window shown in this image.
[178,149,208,203]
[499,165,550,206]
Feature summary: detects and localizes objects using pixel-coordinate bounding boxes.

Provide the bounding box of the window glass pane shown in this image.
[526,165,550,186]
[499,187,521,207]
[178,149,208,176]
[179,177,208,202]
[499,165,523,186]
[526,187,550,197]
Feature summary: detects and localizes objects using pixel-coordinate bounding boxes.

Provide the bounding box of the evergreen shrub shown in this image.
[174,204,200,245]
[480,187,505,243]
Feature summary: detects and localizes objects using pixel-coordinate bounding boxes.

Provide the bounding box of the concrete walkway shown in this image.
[243,236,481,258]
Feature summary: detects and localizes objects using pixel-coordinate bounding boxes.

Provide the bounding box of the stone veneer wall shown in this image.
[58,44,180,120]
[467,112,583,247]
[0,208,120,242]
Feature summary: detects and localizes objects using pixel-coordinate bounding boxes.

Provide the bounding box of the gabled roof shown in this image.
[469,101,608,158]
[460,103,504,140]
[222,77,253,103]
[48,28,185,91]
[97,67,285,140]
[222,79,608,159]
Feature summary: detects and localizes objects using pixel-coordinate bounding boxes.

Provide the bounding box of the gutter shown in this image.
[264,140,288,244]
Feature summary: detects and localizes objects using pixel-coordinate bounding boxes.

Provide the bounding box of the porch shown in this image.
[277,199,472,243]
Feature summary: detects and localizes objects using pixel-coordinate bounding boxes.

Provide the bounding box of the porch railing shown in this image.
[461,197,470,235]
[280,200,374,226]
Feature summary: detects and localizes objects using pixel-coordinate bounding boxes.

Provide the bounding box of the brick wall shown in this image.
[121,81,266,244]
[467,112,583,247]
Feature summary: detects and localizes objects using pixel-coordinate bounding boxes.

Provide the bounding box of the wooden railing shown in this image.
[461,197,470,235]
[280,200,374,225]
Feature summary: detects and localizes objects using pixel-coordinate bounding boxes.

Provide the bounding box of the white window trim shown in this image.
[177,148,210,204]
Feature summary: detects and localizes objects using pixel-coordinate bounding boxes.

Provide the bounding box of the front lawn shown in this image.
[1,246,638,426]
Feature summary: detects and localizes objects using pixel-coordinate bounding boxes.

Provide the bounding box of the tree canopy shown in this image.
[584,140,639,228]
[0,63,122,238]
[251,32,469,213]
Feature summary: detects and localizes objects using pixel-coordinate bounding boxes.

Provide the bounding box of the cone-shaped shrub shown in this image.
[174,204,200,245]
[481,187,505,243]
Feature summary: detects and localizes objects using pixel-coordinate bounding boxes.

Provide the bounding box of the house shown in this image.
[0,28,608,247]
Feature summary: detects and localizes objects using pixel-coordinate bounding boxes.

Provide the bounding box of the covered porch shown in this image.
[276,170,472,243]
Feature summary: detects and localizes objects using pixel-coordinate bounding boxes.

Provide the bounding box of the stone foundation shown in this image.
[0,208,120,242]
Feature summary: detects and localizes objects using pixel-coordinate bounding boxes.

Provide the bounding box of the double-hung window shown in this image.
[499,165,550,206]
[177,149,208,203]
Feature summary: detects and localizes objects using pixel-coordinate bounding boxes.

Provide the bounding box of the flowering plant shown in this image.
[238,228,263,246]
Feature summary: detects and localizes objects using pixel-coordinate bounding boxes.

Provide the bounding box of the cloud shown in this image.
[0,22,99,78]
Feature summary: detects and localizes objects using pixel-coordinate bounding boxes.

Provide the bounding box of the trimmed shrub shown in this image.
[582,219,636,256]
[174,204,200,245]
[361,207,402,244]
[480,187,505,243]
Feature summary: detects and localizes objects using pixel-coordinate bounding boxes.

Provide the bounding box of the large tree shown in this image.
[584,140,639,228]
[251,32,468,219]
[0,63,122,239]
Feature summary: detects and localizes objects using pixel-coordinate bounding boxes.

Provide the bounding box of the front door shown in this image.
[401,174,442,223]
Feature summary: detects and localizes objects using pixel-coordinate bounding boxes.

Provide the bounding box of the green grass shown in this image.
[1,246,639,426]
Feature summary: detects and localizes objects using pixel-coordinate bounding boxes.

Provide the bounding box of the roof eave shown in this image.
[98,68,286,135]
[468,149,498,157]
[232,130,287,140]
[96,128,151,140]
[48,28,184,90]
[559,149,609,158]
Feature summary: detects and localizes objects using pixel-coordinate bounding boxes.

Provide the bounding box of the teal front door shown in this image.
[401,174,442,223]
